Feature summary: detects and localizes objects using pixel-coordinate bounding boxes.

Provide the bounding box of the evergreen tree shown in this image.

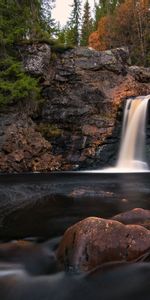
[56,23,67,45]
[94,0,123,29]
[80,1,93,46]
[94,0,109,29]
[0,0,56,45]
[67,0,81,46]
[41,0,56,36]
[0,0,56,106]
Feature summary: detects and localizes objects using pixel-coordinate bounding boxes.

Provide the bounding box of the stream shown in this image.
[0,172,149,299]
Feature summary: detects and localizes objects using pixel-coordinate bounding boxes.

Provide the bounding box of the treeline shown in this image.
[57,0,150,66]
[57,0,94,47]
[89,0,150,66]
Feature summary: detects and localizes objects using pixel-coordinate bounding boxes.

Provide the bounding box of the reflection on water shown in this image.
[0,172,149,238]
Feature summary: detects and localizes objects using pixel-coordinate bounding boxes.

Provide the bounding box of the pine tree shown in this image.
[56,23,67,45]
[0,0,57,106]
[67,0,81,46]
[0,0,56,44]
[93,0,122,29]
[41,0,56,36]
[80,1,93,46]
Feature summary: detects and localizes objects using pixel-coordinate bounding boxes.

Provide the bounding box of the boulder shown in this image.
[57,217,150,272]
[112,208,150,230]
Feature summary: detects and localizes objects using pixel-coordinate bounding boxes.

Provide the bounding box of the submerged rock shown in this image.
[57,217,150,272]
[0,240,57,275]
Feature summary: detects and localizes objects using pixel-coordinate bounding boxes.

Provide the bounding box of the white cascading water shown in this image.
[116,96,150,171]
[83,95,150,173]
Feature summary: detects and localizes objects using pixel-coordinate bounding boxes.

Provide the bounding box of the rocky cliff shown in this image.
[0,44,150,172]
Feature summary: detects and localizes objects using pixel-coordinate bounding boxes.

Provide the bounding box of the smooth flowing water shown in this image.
[97,95,150,173]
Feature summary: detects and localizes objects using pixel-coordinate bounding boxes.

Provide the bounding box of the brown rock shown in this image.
[112,74,150,107]
[129,66,150,83]
[112,208,150,230]
[57,217,150,272]
[82,125,110,137]
[0,116,63,172]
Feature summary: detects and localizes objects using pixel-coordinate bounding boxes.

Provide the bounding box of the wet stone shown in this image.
[112,208,150,230]
[57,217,150,272]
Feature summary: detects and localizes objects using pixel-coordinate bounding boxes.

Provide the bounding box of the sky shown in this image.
[52,0,97,26]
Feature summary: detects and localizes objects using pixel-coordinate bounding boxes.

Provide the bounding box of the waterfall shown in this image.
[83,95,150,173]
[116,95,150,171]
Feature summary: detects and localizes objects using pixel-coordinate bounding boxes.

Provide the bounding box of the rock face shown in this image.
[128,66,150,83]
[57,217,150,272]
[40,46,150,170]
[0,114,62,172]
[0,44,150,172]
[22,43,51,76]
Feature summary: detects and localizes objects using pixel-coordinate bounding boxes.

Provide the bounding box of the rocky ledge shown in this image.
[0,44,150,172]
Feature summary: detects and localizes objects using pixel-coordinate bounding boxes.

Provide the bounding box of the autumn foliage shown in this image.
[89,0,150,65]
[89,16,112,51]
[88,31,101,50]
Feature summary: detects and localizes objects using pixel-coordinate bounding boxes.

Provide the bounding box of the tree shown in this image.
[41,0,56,36]
[88,31,101,50]
[89,15,112,50]
[93,0,125,29]
[0,0,51,106]
[0,1,29,44]
[113,0,150,65]
[0,57,40,106]
[67,0,81,46]
[89,0,150,66]
[56,23,67,45]
[80,0,93,46]
[0,0,59,107]
[0,0,56,45]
